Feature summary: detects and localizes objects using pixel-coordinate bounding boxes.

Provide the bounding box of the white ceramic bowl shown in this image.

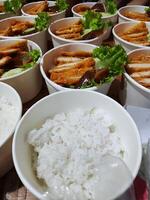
[0,39,42,103]
[21,1,66,23]
[0,15,47,53]
[40,43,111,94]
[0,82,22,177]
[72,2,118,24]
[118,5,149,23]
[123,48,150,108]
[13,90,142,199]
[48,17,108,47]
[112,22,150,52]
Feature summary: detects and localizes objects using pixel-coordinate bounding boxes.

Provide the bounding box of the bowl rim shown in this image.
[0,82,22,147]
[21,0,66,17]
[71,2,118,18]
[48,16,106,43]
[40,42,110,91]
[124,47,150,94]
[112,21,150,49]
[12,89,142,199]
[0,39,42,81]
[0,15,44,39]
[118,5,149,22]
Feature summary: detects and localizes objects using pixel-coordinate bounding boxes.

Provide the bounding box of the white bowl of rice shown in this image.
[0,82,22,177]
[13,90,142,200]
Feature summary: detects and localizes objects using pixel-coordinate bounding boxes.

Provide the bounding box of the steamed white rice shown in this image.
[28,107,123,200]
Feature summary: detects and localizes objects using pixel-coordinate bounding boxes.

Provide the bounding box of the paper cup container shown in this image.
[112,22,150,53]
[21,1,66,45]
[72,2,118,24]
[0,82,22,177]
[123,48,150,108]
[48,17,108,47]
[0,16,47,53]
[118,5,149,23]
[0,39,42,103]
[21,1,66,23]
[40,43,111,94]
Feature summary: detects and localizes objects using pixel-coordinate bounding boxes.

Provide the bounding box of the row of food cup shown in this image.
[0,0,119,104]
[111,4,150,108]
[1,37,149,107]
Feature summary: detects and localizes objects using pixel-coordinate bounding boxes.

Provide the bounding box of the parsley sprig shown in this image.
[35,12,50,31]
[82,10,111,36]
[4,0,22,14]
[105,0,117,14]
[56,0,69,11]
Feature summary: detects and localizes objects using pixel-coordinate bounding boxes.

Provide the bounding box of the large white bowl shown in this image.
[0,39,42,103]
[0,15,47,53]
[48,17,108,47]
[21,1,66,23]
[40,43,111,94]
[12,90,142,199]
[123,48,150,108]
[112,21,150,52]
[72,2,118,24]
[0,82,22,177]
[118,5,149,23]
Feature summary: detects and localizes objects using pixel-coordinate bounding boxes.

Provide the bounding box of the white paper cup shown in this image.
[72,2,118,24]
[21,1,66,23]
[123,48,150,108]
[118,5,149,23]
[49,17,109,47]
[113,22,150,53]
[0,15,47,53]
[0,39,42,103]
[40,43,112,94]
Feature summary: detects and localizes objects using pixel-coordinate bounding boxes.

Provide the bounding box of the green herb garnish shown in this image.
[145,7,150,17]
[147,33,150,42]
[105,0,117,14]
[83,10,104,32]
[23,49,41,69]
[56,0,69,11]
[93,45,127,78]
[28,49,41,63]
[82,10,111,36]
[4,0,22,14]
[35,12,50,31]
[145,7,150,13]
[1,49,41,78]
